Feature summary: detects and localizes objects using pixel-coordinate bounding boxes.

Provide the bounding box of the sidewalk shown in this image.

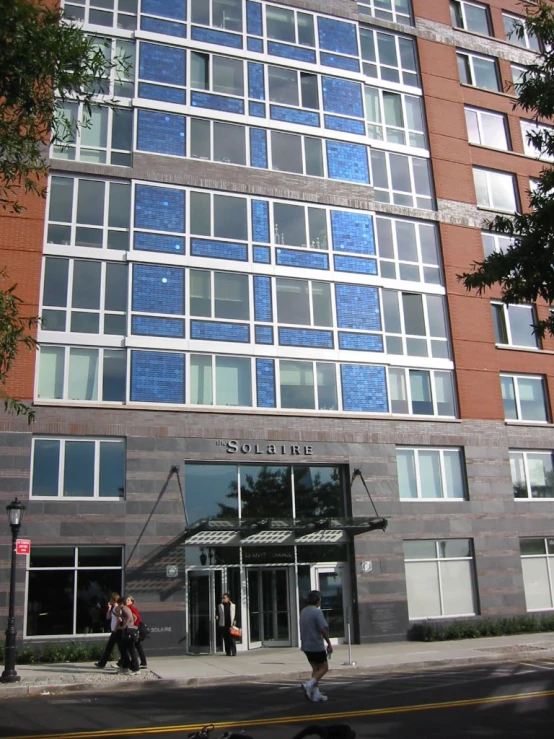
[2,632,554,698]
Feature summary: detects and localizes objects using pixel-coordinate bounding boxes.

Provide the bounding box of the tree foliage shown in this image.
[0,0,121,212]
[0,271,38,422]
[460,0,554,337]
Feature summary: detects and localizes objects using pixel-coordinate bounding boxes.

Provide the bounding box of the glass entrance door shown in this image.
[312,565,349,644]
[187,570,222,653]
[247,568,292,647]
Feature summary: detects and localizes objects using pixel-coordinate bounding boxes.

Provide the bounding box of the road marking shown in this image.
[4,687,554,739]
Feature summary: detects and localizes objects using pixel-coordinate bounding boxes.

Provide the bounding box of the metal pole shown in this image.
[342,608,357,666]
[1,526,20,683]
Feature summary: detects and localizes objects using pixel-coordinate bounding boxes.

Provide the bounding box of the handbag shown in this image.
[229,626,242,638]
[139,622,150,641]
[123,626,140,643]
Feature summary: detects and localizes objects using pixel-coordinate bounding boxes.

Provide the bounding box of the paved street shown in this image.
[1,658,554,739]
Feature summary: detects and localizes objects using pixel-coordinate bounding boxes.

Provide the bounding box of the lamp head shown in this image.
[6,498,25,530]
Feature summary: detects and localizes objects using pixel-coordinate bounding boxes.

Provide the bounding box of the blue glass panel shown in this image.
[254,276,272,322]
[137,110,186,157]
[247,1,263,36]
[131,316,185,338]
[331,211,375,255]
[324,115,365,135]
[335,284,381,331]
[327,141,369,184]
[140,17,186,37]
[253,245,271,263]
[256,359,276,407]
[270,106,319,127]
[322,77,363,118]
[255,326,274,344]
[139,43,186,86]
[278,328,334,349]
[192,27,243,49]
[250,128,268,168]
[268,42,317,63]
[135,185,185,233]
[142,0,186,20]
[338,332,383,352]
[318,18,358,56]
[320,53,360,72]
[276,248,328,270]
[249,101,265,117]
[138,83,186,104]
[248,62,265,100]
[191,92,244,114]
[191,239,248,261]
[334,255,377,275]
[132,264,185,315]
[252,201,270,243]
[341,364,387,413]
[134,233,185,254]
[191,321,250,343]
[131,351,185,404]
[248,37,264,53]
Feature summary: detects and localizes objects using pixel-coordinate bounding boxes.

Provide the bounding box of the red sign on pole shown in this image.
[15,539,31,555]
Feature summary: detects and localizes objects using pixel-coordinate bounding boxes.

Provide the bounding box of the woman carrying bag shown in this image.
[125,595,148,669]
[216,593,239,656]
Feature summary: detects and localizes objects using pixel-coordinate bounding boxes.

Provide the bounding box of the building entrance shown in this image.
[247,568,292,648]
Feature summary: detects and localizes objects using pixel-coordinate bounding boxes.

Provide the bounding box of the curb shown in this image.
[1,648,554,699]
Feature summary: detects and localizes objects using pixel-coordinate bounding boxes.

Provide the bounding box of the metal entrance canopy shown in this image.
[183,516,388,546]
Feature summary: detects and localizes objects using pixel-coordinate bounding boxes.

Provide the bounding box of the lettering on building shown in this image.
[221,440,313,455]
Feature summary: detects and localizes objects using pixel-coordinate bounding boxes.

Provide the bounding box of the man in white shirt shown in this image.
[299,590,333,702]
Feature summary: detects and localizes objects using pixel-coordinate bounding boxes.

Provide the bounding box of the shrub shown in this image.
[408,613,554,641]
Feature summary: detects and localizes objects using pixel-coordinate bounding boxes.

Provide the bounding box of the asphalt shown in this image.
[1,632,554,698]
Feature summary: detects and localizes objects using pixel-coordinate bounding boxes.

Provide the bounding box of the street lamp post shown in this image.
[0,498,26,684]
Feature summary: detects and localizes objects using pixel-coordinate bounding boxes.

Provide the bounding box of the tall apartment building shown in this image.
[1,0,554,655]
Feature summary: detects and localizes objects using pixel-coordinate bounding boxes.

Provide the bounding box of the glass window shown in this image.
[184,463,239,522]
[191,53,244,97]
[457,51,499,91]
[37,347,126,403]
[503,13,541,51]
[382,291,450,358]
[268,66,300,107]
[482,232,512,258]
[465,108,509,150]
[404,539,477,618]
[365,87,426,148]
[376,217,442,284]
[191,0,243,32]
[397,448,466,500]
[215,195,248,241]
[65,0,136,29]
[492,303,538,349]
[450,1,491,35]
[280,360,315,410]
[190,270,250,320]
[520,537,554,611]
[501,374,549,423]
[357,0,412,25]
[388,368,456,417]
[294,466,345,517]
[213,122,246,166]
[473,168,518,212]
[511,451,554,499]
[273,203,306,246]
[190,354,213,405]
[241,465,292,518]
[271,132,303,174]
[276,279,332,327]
[521,120,554,162]
[371,150,434,210]
[215,356,252,407]
[360,28,419,87]
[266,5,315,46]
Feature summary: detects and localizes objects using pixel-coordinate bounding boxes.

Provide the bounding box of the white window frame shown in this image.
[264,4,316,47]
[189,190,250,243]
[190,0,244,33]
[511,450,554,500]
[376,216,442,285]
[276,277,333,329]
[189,269,251,321]
[268,130,327,178]
[521,120,554,162]
[457,50,499,91]
[465,107,509,150]
[491,302,539,349]
[271,202,329,250]
[500,373,549,423]
[388,367,457,417]
[473,167,518,212]
[382,291,450,359]
[397,447,467,500]
[267,64,319,111]
[357,0,413,26]
[503,12,541,51]
[190,50,246,98]
[403,539,478,619]
[63,0,137,30]
[36,345,126,403]
[41,256,128,336]
[450,0,491,35]
[364,86,426,150]
[482,232,512,257]
[189,353,254,407]
[360,27,420,88]
[25,545,123,638]
[89,36,135,98]
[520,537,554,611]
[278,359,339,412]
[46,175,131,251]
[371,150,434,210]
[30,437,125,500]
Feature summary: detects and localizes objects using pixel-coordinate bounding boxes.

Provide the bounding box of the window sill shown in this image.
[515,497,554,502]
[400,498,468,502]
[505,420,553,427]
[476,205,517,216]
[496,343,546,354]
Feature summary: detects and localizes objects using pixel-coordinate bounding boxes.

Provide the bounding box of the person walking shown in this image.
[94,592,124,669]
[300,590,333,702]
[116,596,140,673]
[125,595,147,669]
[216,593,237,656]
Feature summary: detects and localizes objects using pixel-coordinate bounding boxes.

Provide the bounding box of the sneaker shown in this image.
[94,663,105,669]
[301,682,314,701]
[312,688,328,702]
[140,665,147,669]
